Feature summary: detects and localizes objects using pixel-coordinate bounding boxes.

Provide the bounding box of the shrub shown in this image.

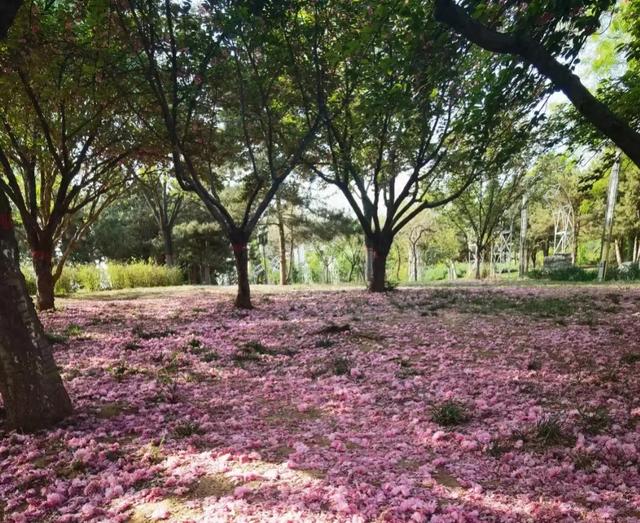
[528,266,596,282]
[54,266,77,295]
[107,261,183,290]
[76,264,102,291]
[606,262,640,281]
[431,400,469,426]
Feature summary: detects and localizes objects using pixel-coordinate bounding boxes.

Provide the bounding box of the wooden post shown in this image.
[519,193,528,278]
[598,155,621,282]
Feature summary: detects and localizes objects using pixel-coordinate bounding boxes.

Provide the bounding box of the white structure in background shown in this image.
[552,203,574,255]
[491,221,514,265]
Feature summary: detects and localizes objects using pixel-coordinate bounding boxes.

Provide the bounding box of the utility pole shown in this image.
[598,154,621,282]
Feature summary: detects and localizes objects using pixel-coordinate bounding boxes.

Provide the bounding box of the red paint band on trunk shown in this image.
[31,250,51,261]
[0,213,13,231]
[232,243,247,254]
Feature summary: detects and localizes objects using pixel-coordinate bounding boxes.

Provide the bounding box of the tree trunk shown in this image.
[411,245,419,282]
[277,214,288,286]
[162,226,175,266]
[572,219,580,265]
[369,249,388,292]
[32,247,55,311]
[614,239,623,267]
[0,195,72,432]
[474,246,484,279]
[232,241,252,309]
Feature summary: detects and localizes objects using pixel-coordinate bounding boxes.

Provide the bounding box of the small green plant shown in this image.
[65,323,84,337]
[132,324,176,340]
[108,361,133,382]
[578,406,610,435]
[45,331,68,344]
[172,420,203,438]
[535,416,565,446]
[124,341,141,351]
[573,451,595,471]
[157,354,182,402]
[201,351,219,363]
[332,356,351,376]
[526,359,542,371]
[620,352,640,365]
[431,400,470,427]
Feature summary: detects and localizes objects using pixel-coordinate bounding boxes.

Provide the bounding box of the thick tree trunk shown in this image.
[232,241,252,309]
[369,249,388,292]
[32,248,55,311]
[0,196,72,432]
[162,226,175,266]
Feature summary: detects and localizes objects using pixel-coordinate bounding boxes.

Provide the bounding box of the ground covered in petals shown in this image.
[2,285,640,522]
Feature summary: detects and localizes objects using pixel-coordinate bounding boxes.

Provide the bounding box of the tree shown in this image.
[0,0,72,432]
[116,0,322,308]
[0,1,133,309]
[307,0,539,291]
[133,164,183,266]
[449,159,529,279]
[433,0,640,168]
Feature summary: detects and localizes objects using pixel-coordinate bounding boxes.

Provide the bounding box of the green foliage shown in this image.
[107,261,183,290]
[75,264,102,291]
[172,420,203,438]
[331,357,352,376]
[527,266,597,282]
[620,352,640,365]
[578,406,611,435]
[535,416,566,446]
[431,400,470,427]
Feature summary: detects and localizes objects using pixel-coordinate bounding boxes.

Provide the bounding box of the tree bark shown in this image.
[232,241,252,309]
[614,239,623,267]
[0,194,72,432]
[369,248,388,292]
[434,0,640,168]
[277,220,287,285]
[161,225,175,266]
[0,0,22,40]
[32,248,55,311]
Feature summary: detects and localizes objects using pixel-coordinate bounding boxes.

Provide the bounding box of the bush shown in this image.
[23,261,184,296]
[606,263,640,281]
[107,261,183,289]
[54,266,77,295]
[527,266,596,282]
[76,264,102,291]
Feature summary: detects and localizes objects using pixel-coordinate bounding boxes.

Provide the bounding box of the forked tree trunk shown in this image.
[369,249,388,292]
[0,196,72,432]
[32,246,55,311]
[232,241,252,309]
